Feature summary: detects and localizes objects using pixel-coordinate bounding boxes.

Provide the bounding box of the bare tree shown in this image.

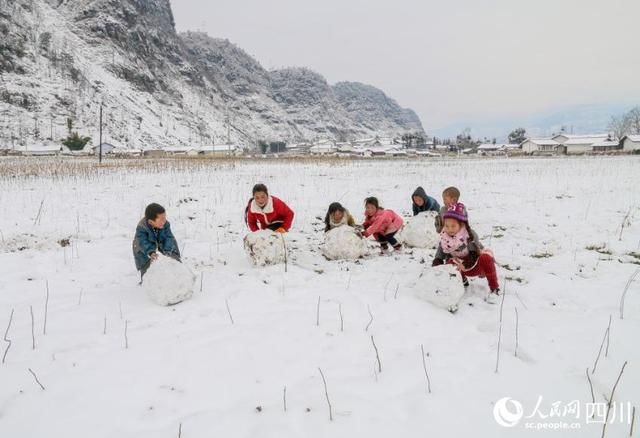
[608,115,630,140]
[627,107,640,134]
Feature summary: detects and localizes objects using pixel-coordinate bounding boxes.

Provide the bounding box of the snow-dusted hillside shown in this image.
[0,156,639,437]
[0,0,425,149]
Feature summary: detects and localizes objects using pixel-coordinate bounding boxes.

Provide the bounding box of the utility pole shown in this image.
[99,102,103,164]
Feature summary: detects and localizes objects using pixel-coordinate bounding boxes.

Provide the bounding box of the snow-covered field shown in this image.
[0,156,639,437]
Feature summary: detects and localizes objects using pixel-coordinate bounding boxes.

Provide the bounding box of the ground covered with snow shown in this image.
[0,156,639,437]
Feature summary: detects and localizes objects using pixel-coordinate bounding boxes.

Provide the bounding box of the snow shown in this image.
[243,230,287,266]
[397,211,440,248]
[142,254,196,306]
[0,156,639,437]
[321,226,369,261]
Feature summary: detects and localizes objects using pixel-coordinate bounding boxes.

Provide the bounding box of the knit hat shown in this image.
[442,202,468,223]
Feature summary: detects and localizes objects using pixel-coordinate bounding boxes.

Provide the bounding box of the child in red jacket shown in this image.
[362,197,404,253]
[245,184,294,232]
[432,202,500,303]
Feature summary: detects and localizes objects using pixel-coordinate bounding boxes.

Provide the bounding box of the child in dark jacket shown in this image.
[132,203,181,279]
[362,197,404,253]
[411,186,440,216]
[432,202,500,303]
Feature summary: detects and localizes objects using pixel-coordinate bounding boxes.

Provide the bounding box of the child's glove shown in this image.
[275,227,286,233]
[149,252,158,262]
[452,258,465,271]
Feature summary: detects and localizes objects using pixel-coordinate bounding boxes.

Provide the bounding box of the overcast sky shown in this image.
[172,0,640,134]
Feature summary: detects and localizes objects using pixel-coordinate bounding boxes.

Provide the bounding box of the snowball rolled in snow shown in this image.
[398,211,440,248]
[415,264,465,309]
[243,230,287,266]
[143,254,195,306]
[322,226,368,260]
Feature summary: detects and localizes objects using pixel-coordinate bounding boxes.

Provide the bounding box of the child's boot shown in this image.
[380,242,389,255]
[392,243,402,253]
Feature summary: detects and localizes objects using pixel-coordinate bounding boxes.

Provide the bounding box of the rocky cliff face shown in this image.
[333,81,424,133]
[0,0,425,149]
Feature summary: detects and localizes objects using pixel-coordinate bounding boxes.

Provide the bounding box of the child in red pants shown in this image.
[432,202,500,303]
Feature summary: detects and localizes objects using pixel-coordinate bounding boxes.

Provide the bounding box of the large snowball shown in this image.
[398,211,440,248]
[143,254,195,306]
[415,264,465,310]
[322,226,368,260]
[243,230,287,266]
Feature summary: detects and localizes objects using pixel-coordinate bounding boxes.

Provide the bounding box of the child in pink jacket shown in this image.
[362,197,404,253]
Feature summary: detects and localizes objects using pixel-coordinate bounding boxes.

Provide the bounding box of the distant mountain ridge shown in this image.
[430,102,637,141]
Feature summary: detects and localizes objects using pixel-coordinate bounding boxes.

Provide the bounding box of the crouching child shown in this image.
[432,202,500,303]
[362,197,404,254]
[132,203,181,281]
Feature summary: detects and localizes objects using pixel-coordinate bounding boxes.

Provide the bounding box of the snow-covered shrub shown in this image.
[143,254,196,306]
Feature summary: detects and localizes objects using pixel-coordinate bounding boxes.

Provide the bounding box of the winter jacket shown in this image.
[435,204,468,233]
[246,195,294,232]
[362,208,404,238]
[132,218,181,271]
[412,186,441,216]
[432,226,483,270]
[325,211,356,232]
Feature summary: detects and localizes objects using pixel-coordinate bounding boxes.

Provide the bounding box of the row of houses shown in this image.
[0,142,242,157]
[285,136,439,157]
[4,134,639,158]
[520,134,640,155]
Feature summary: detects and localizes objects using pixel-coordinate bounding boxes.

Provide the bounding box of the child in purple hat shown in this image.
[432,202,500,303]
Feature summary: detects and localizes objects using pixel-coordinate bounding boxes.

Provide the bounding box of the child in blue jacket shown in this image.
[132,203,181,279]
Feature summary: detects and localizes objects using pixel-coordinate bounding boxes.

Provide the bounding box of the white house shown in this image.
[90,142,118,155]
[520,138,559,154]
[416,150,441,157]
[477,143,509,155]
[286,143,312,154]
[592,139,621,152]
[20,142,64,156]
[336,142,356,154]
[198,144,240,156]
[621,135,640,152]
[309,144,338,155]
[550,134,609,154]
[164,146,199,156]
[353,137,382,148]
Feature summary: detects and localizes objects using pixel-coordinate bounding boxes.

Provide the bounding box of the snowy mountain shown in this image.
[333,81,423,134]
[0,0,424,149]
